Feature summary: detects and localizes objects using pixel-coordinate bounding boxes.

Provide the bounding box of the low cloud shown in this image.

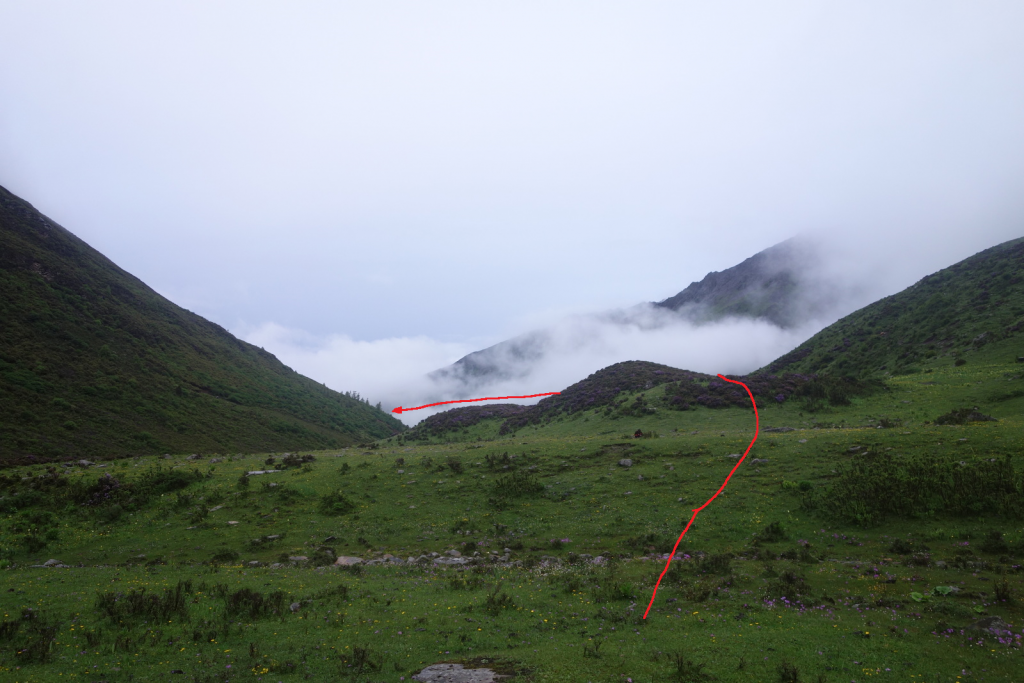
[239,309,829,427]
[235,322,476,422]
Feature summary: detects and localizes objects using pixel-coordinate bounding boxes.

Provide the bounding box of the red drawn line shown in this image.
[391,392,560,414]
[642,374,760,619]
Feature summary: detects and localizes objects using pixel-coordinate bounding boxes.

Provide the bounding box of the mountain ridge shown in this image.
[0,184,405,463]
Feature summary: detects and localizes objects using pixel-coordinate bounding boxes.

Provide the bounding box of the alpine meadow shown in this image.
[1,184,1023,682]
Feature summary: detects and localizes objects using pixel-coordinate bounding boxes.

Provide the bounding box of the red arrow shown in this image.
[392,392,560,414]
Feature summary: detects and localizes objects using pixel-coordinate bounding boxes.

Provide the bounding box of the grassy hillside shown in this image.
[0,185,405,464]
[0,348,1021,681]
[762,236,1024,378]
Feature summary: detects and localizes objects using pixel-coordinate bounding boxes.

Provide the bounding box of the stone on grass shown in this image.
[289,602,301,613]
[334,556,363,566]
[412,663,509,682]
[618,459,633,468]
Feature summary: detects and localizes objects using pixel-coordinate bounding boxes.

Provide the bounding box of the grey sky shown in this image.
[2,2,1023,417]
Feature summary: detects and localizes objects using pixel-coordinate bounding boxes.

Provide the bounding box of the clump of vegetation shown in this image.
[933,407,998,425]
[95,580,192,624]
[0,609,60,663]
[670,650,714,682]
[210,549,240,564]
[482,582,516,615]
[223,587,287,620]
[279,453,316,469]
[979,530,1009,554]
[753,521,788,544]
[317,491,356,516]
[488,470,543,509]
[805,453,1024,525]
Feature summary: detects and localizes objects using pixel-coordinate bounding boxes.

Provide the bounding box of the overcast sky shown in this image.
[2,2,1023,418]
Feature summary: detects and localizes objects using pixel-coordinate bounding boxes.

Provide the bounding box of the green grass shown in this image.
[1,343,1023,681]
[0,185,406,463]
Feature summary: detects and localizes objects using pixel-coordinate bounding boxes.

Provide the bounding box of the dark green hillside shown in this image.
[762,236,1024,377]
[0,185,404,463]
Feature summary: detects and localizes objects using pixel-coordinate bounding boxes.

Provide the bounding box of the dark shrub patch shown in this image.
[95,580,192,624]
[317,491,356,516]
[482,582,516,615]
[754,521,788,544]
[806,452,1023,526]
[980,530,1009,554]
[224,588,287,620]
[933,407,997,425]
[210,549,240,564]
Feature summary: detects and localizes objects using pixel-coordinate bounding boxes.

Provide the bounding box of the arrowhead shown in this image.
[392,406,403,414]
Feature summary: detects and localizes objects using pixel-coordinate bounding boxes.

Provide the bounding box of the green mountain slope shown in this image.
[760,237,1024,377]
[0,185,405,463]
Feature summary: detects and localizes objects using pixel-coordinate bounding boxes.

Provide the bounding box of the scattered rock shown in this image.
[446,550,462,557]
[968,616,1013,636]
[77,460,94,467]
[163,454,173,459]
[288,556,308,563]
[186,454,202,460]
[289,602,301,613]
[210,458,221,464]
[397,469,405,474]
[618,459,633,468]
[412,662,510,682]
[725,454,741,459]
[42,559,63,567]
[227,521,239,526]
[750,458,769,464]
[637,475,644,481]
[247,561,261,567]
[323,536,337,543]
[764,427,795,433]
[798,439,807,443]
[334,556,364,566]
[269,563,284,569]
[265,534,281,540]
[246,470,282,475]
[624,491,632,495]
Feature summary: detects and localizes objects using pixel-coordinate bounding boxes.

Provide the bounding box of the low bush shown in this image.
[95,580,192,624]
[317,491,356,516]
[223,588,287,620]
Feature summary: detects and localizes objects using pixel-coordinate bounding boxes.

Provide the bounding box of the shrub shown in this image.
[777,660,801,683]
[806,452,1023,526]
[933,407,997,425]
[754,521,788,544]
[979,530,1009,554]
[670,651,714,682]
[280,453,315,469]
[482,582,515,615]
[0,610,60,663]
[317,491,355,516]
[95,580,192,624]
[224,588,287,620]
[210,549,239,564]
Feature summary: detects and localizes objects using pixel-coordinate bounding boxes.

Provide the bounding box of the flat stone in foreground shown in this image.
[413,663,510,682]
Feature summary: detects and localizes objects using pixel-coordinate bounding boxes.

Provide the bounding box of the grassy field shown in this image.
[1,346,1023,682]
